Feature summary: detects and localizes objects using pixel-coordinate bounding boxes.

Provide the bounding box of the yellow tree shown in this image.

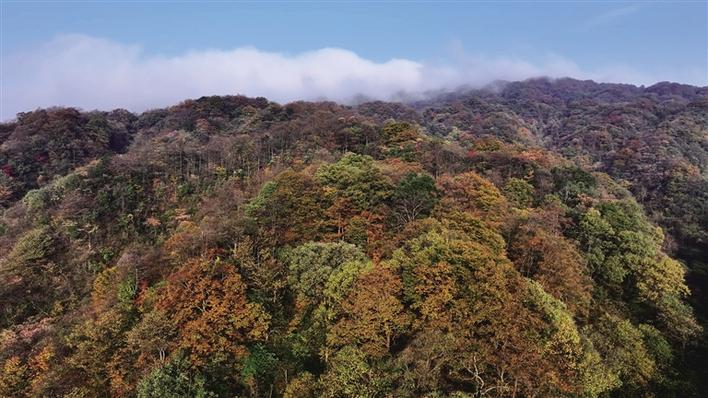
[0,356,29,397]
[328,266,411,358]
[436,171,507,224]
[157,254,270,368]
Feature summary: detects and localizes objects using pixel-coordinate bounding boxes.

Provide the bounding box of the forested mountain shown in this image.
[1,78,706,397]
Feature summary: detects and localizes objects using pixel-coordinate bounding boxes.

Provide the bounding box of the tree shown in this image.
[576,207,624,284]
[284,372,317,398]
[63,309,135,396]
[575,201,699,341]
[437,171,507,223]
[240,344,278,397]
[395,329,457,395]
[125,310,176,365]
[0,356,29,397]
[328,267,411,358]
[315,153,393,212]
[319,346,394,398]
[0,226,57,328]
[386,218,588,396]
[390,173,439,225]
[157,255,270,368]
[584,314,657,391]
[552,165,597,205]
[283,242,372,362]
[387,216,506,311]
[502,177,534,208]
[382,122,419,145]
[245,170,326,244]
[508,224,592,316]
[136,356,215,398]
[232,237,288,322]
[523,281,586,394]
[638,256,701,342]
[284,242,368,306]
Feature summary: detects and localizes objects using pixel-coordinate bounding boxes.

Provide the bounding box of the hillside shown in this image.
[1,78,707,397]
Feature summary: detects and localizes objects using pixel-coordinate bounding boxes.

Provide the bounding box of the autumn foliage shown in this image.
[1,79,706,397]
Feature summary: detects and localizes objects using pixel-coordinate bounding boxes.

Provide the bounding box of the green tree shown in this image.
[391,173,439,225]
[136,356,215,398]
[283,242,371,361]
[240,344,278,397]
[246,170,326,244]
[319,346,393,398]
[316,153,393,212]
[0,225,56,327]
[552,166,597,205]
[502,177,534,208]
[576,200,699,341]
[584,314,657,391]
[284,242,368,306]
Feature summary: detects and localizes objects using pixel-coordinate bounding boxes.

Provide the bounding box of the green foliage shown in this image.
[245,170,326,244]
[319,346,394,398]
[573,199,701,342]
[525,281,582,355]
[552,166,597,204]
[388,215,507,307]
[22,187,51,211]
[284,241,368,305]
[316,153,393,211]
[240,344,278,388]
[283,242,371,361]
[577,202,660,286]
[576,338,621,396]
[577,208,622,283]
[584,314,657,390]
[4,226,53,271]
[0,226,57,327]
[391,173,439,224]
[503,177,534,208]
[244,181,277,216]
[117,271,138,311]
[137,356,216,398]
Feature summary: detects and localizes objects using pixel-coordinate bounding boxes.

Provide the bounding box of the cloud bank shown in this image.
[1,34,704,120]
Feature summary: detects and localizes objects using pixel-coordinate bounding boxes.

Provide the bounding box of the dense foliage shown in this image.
[1,78,706,397]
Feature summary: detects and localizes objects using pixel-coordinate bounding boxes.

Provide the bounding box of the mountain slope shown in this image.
[0,78,706,397]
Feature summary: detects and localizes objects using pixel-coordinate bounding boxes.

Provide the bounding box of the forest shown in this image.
[0,78,706,397]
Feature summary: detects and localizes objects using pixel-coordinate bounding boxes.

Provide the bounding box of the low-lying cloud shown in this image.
[1,34,704,120]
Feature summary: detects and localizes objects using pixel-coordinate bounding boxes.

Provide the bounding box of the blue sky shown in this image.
[1,1,706,118]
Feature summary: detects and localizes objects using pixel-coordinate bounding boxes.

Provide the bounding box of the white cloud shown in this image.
[1,34,704,120]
